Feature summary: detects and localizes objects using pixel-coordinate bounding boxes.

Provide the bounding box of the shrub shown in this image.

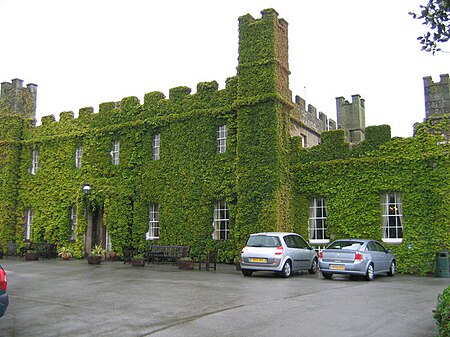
[434,285,450,337]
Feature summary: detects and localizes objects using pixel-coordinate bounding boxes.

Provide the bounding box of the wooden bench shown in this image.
[146,245,190,265]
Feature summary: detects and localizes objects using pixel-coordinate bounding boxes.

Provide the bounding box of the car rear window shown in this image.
[327,241,364,250]
[246,235,281,247]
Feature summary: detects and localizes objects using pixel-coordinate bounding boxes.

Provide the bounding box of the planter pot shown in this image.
[87,255,102,265]
[60,253,71,260]
[178,260,195,270]
[131,258,145,267]
[25,252,39,261]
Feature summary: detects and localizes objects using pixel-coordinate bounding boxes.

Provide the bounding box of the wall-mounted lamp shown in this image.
[82,184,92,194]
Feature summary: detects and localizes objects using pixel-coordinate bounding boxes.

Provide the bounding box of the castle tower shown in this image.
[235,9,293,237]
[0,78,37,122]
[336,94,365,142]
[423,74,450,118]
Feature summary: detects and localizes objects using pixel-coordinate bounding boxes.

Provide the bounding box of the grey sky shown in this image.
[0,0,447,137]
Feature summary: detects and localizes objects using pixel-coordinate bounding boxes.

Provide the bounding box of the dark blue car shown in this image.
[0,265,8,317]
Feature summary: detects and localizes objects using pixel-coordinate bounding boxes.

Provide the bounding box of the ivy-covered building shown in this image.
[0,9,448,274]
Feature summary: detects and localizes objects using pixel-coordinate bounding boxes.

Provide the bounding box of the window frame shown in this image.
[75,146,83,169]
[70,205,77,241]
[146,203,159,240]
[308,197,329,244]
[381,192,403,243]
[153,133,160,161]
[25,209,33,241]
[213,200,229,240]
[31,148,39,174]
[217,124,227,154]
[111,140,120,165]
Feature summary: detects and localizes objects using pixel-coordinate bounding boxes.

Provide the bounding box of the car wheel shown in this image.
[387,261,396,276]
[308,258,318,274]
[281,261,292,278]
[365,263,374,281]
[322,272,333,280]
[242,269,253,277]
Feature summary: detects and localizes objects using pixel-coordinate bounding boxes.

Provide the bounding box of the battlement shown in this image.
[37,79,237,131]
[336,94,365,143]
[0,78,37,122]
[423,74,450,118]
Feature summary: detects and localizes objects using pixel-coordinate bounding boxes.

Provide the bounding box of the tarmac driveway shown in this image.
[0,258,447,337]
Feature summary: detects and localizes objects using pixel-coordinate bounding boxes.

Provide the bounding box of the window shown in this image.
[146,203,159,240]
[381,192,403,243]
[301,134,307,148]
[217,125,227,154]
[308,198,328,244]
[153,134,160,160]
[75,146,83,168]
[31,149,39,174]
[25,209,33,241]
[213,201,229,240]
[70,206,77,241]
[111,140,119,165]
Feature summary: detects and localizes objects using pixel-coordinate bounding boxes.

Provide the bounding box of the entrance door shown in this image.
[85,204,105,255]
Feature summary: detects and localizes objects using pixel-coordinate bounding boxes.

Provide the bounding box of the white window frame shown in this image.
[146,203,159,240]
[70,206,77,241]
[31,149,39,174]
[217,125,227,154]
[213,201,229,240]
[153,134,160,161]
[111,140,119,165]
[381,192,403,243]
[308,197,329,244]
[75,146,83,169]
[25,209,33,241]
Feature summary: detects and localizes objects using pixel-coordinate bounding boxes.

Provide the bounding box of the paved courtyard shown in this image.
[0,258,448,337]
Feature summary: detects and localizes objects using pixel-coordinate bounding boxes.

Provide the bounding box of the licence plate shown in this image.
[331,265,345,270]
[249,258,267,263]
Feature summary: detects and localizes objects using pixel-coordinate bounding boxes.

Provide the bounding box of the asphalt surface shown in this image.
[0,258,448,337]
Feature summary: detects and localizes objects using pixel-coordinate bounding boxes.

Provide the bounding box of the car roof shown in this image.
[249,232,299,237]
[331,239,373,243]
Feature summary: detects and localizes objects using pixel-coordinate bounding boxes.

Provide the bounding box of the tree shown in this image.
[410,0,450,53]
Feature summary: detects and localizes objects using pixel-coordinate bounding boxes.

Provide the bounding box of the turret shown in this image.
[336,94,365,142]
[0,78,37,123]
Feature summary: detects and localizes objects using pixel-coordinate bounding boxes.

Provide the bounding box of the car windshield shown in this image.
[246,235,281,248]
[327,241,364,251]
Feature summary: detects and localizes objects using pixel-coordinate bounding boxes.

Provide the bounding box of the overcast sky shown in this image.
[1,0,448,137]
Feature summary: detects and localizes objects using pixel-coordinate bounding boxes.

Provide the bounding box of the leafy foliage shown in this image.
[410,0,450,53]
[434,285,450,337]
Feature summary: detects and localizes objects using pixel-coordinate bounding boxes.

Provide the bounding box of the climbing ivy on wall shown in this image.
[291,122,450,274]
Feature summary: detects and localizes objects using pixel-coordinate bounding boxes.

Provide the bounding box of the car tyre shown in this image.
[365,263,374,281]
[322,272,333,280]
[242,269,253,277]
[281,261,292,278]
[387,261,395,277]
[308,258,318,274]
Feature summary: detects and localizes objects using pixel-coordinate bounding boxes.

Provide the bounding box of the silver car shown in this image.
[239,232,318,278]
[318,239,396,281]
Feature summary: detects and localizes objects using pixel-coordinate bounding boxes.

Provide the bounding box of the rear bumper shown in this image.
[240,259,282,272]
[319,260,368,275]
[0,293,9,318]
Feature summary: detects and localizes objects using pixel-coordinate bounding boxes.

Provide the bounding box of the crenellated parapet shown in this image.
[0,78,37,123]
[35,79,238,137]
[423,74,450,118]
[336,94,365,143]
[290,94,336,148]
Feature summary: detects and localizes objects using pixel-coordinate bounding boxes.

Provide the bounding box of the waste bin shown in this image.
[436,250,450,278]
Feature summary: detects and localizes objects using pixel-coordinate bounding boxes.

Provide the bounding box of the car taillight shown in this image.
[355,252,364,261]
[318,251,323,259]
[275,246,284,255]
[0,268,7,291]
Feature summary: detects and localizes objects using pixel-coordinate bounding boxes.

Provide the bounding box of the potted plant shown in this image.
[58,246,73,260]
[130,253,145,267]
[177,257,195,270]
[87,245,106,265]
[25,249,39,261]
